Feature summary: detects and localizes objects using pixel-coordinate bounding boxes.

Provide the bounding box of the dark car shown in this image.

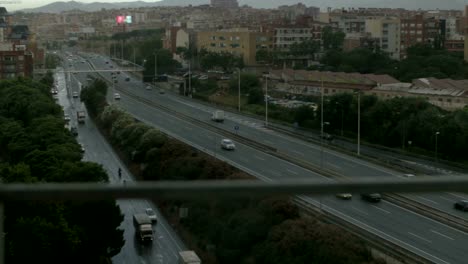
[70,126,78,136]
[454,200,468,211]
[361,193,382,202]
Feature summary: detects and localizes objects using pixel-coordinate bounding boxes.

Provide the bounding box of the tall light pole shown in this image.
[320,78,324,168]
[320,78,324,138]
[358,91,361,156]
[154,52,157,85]
[188,61,191,97]
[336,102,344,137]
[265,75,268,127]
[237,68,241,112]
[435,131,440,162]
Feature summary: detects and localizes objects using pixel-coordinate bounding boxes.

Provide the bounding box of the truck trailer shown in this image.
[211,110,224,122]
[77,111,86,124]
[133,213,153,243]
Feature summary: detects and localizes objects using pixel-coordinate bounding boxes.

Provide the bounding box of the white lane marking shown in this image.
[254,155,265,161]
[299,196,451,264]
[371,205,391,214]
[431,230,455,241]
[290,149,304,156]
[408,232,432,243]
[351,206,369,216]
[385,201,468,236]
[286,169,298,175]
[438,196,455,203]
[448,193,468,200]
[416,196,439,205]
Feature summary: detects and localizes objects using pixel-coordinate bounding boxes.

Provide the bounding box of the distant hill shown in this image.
[17,0,464,13]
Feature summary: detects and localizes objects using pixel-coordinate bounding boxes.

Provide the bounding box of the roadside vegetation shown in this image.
[82,75,385,264]
[0,75,124,263]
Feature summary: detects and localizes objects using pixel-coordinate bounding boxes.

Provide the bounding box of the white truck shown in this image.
[179,251,201,264]
[77,111,86,124]
[133,213,153,243]
[211,110,224,122]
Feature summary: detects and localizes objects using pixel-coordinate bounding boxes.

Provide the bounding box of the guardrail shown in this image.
[384,194,468,233]
[294,197,431,264]
[84,63,465,264]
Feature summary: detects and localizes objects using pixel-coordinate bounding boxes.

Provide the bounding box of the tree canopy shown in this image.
[0,78,124,263]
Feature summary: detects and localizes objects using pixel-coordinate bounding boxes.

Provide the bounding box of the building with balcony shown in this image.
[365,17,401,60]
[197,28,273,66]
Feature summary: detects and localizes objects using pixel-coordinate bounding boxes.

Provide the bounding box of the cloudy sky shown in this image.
[7,0,468,11]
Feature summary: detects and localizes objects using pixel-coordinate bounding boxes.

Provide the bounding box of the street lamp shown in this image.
[435,131,440,162]
[236,68,241,112]
[265,75,269,127]
[354,90,361,156]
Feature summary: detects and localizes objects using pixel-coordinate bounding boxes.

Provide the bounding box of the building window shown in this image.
[211,36,216,40]
[210,43,216,47]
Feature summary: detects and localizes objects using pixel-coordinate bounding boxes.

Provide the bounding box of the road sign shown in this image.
[234,125,239,131]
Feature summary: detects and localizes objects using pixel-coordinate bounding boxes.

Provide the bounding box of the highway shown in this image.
[64,53,468,264]
[58,59,186,264]
[86,53,468,220]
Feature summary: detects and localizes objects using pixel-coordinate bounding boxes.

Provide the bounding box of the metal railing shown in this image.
[1,177,467,263]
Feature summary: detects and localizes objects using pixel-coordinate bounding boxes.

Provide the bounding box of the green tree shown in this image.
[322,26,345,50]
[229,73,260,93]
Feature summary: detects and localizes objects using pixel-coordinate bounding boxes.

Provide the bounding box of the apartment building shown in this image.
[330,14,367,34]
[274,26,317,50]
[0,43,33,79]
[365,18,401,60]
[197,28,273,66]
[400,14,442,58]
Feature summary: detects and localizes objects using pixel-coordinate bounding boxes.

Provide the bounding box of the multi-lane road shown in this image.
[58,61,186,264]
[66,52,468,264]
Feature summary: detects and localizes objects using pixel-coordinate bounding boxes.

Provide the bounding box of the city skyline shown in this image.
[7,0,468,12]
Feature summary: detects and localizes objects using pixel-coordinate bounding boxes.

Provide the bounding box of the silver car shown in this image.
[145,208,158,223]
[221,139,236,150]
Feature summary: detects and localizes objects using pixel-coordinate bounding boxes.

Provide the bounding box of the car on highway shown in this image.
[145,208,158,223]
[145,85,152,90]
[198,75,208,80]
[51,89,58,95]
[361,193,382,202]
[336,193,352,200]
[125,77,130,81]
[64,114,71,122]
[159,89,165,94]
[454,200,468,211]
[70,126,78,136]
[114,93,121,100]
[72,91,79,98]
[221,139,236,150]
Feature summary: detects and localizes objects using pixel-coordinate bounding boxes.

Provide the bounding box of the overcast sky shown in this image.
[6,0,468,12]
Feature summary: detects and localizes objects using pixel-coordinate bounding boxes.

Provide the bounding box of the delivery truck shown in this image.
[133,213,153,243]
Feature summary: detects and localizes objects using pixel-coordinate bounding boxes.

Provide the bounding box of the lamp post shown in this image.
[355,90,361,156]
[154,52,157,87]
[265,75,269,127]
[237,68,241,112]
[435,131,440,162]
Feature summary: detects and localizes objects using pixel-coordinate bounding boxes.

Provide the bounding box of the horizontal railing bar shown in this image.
[0,177,467,201]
